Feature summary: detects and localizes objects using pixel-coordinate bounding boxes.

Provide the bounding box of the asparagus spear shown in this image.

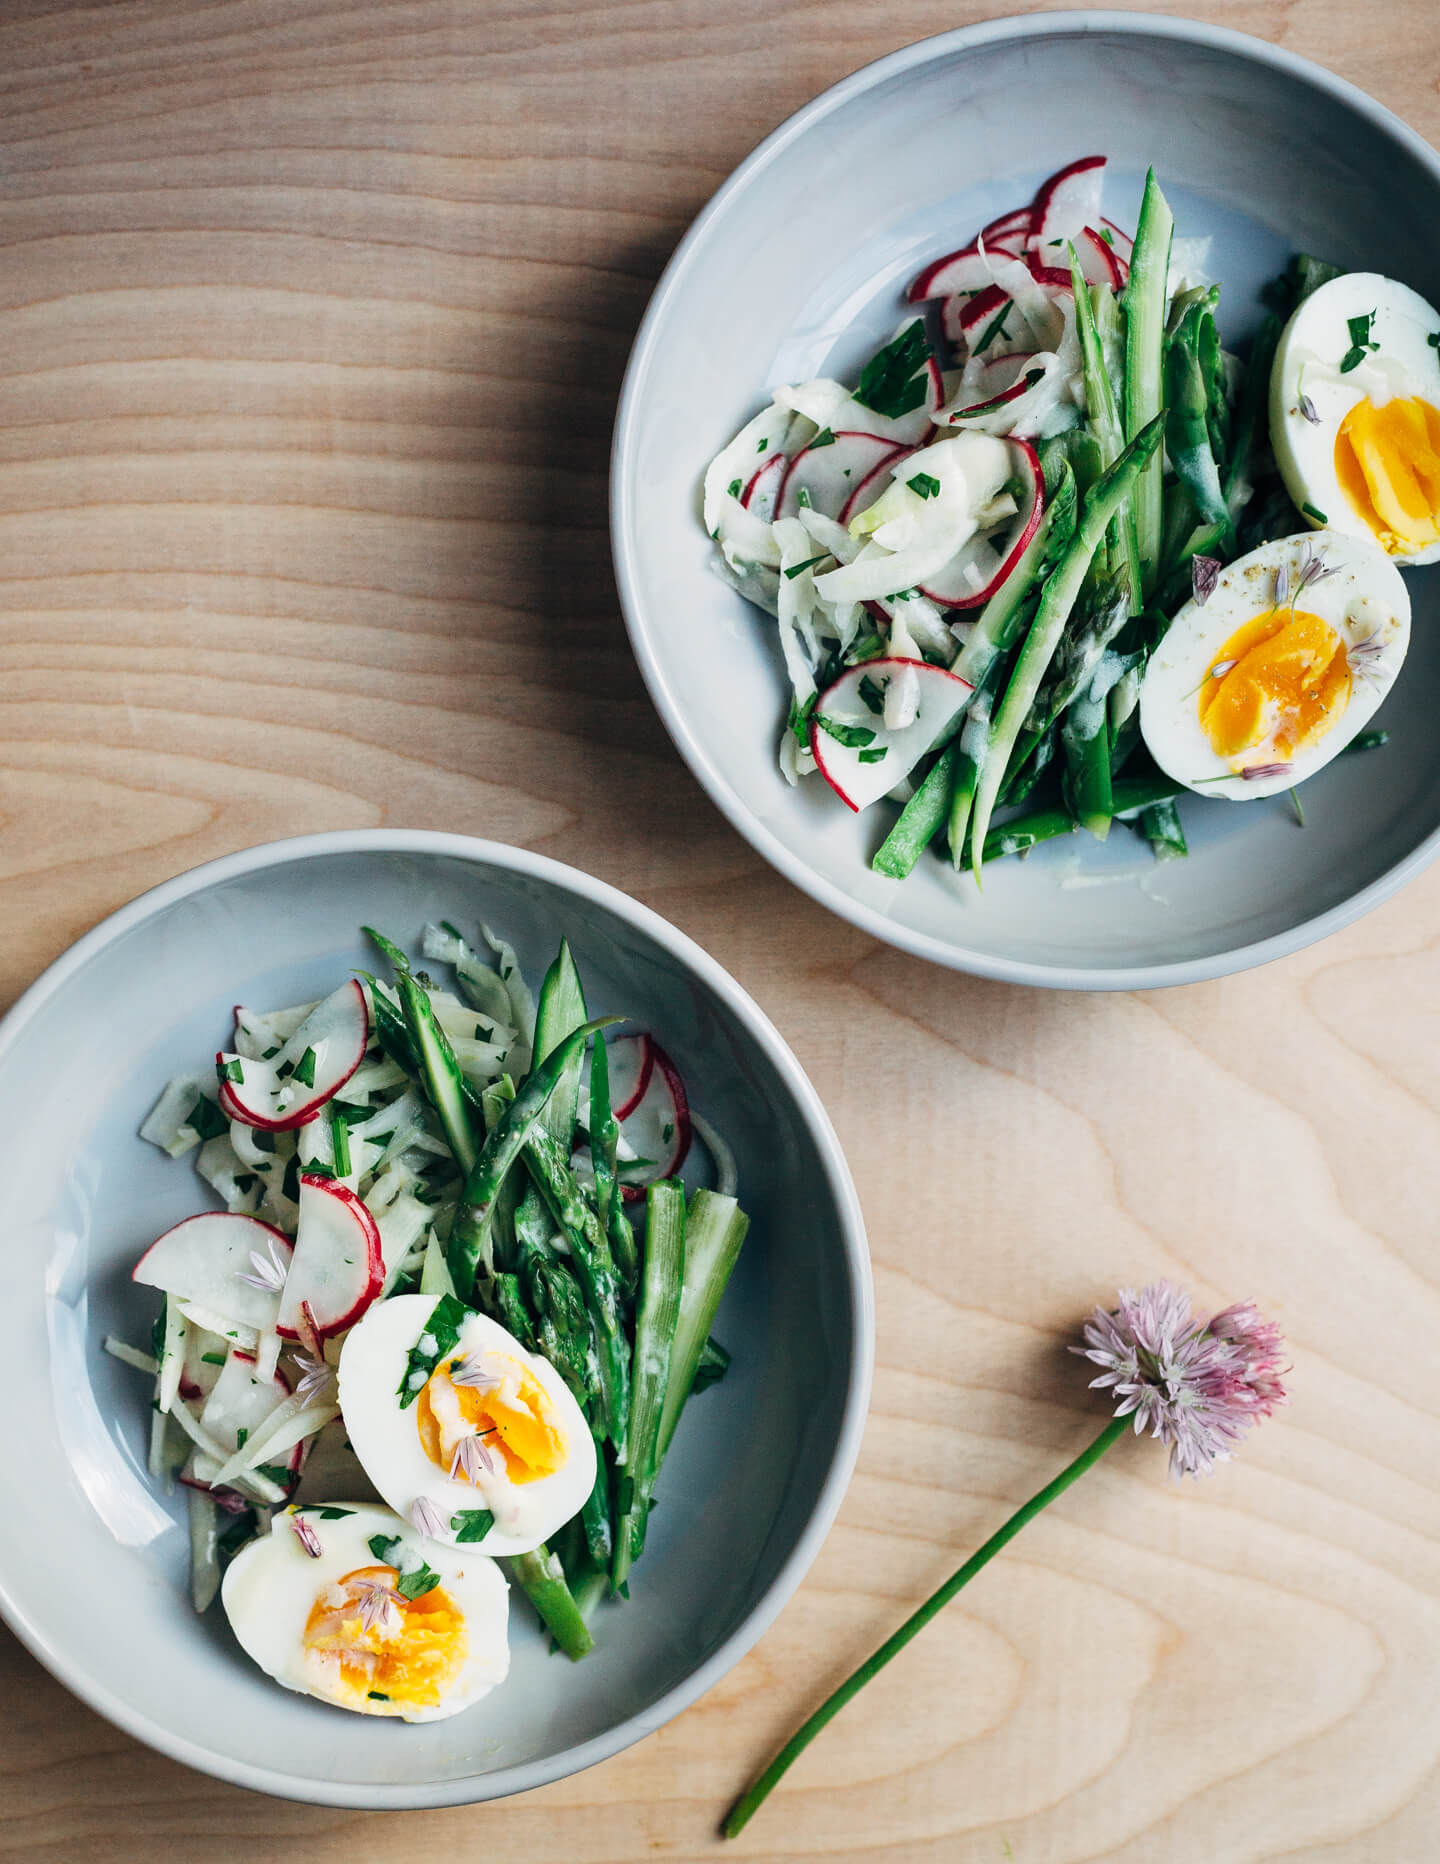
[504,1545,593,1662]
[1124,170,1174,596]
[1070,253,1142,611]
[655,1190,750,1465]
[969,416,1165,882]
[612,1181,686,1593]
[446,1015,622,1300]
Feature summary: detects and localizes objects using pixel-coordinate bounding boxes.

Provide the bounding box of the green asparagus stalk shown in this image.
[1124,169,1174,596]
[612,1181,686,1593]
[504,1545,593,1663]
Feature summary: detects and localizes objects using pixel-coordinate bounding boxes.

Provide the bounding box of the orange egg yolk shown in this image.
[1335,396,1440,554]
[416,1356,566,1486]
[303,1564,466,1710]
[1198,607,1351,763]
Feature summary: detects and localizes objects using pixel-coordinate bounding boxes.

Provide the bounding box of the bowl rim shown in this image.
[0,828,875,1808]
[611,8,1440,991]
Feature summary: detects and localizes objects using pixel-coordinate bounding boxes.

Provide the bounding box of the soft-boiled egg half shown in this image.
[222,1502,509,1721]
[1271,272,1440,564]
[338,1296,596,1556]
[1140,531,1410,800]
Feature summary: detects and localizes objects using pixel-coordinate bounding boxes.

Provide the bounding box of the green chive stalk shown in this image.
[721,1415,1130,1838]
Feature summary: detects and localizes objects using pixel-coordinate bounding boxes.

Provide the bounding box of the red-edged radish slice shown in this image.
[178,1325,230,1404]
[1074,226,1125,289]
[199,1349,301,1472]
[276,1174,384,1340]
[909,241,1013,303]
[917,439,1045,610]
[1026,250,1074,293]
[980,205,1032,250]
[776,430,912,521]
[943,283,1034,357]
[617,1039,692,1204]
[606,1032,654,1122]
[740,451,787,522]
[944,352,1041,418]
[810,657,975,812]
[134,1211,294,1335]
[837,442,913,527]
[217,979,368,1133]
[1028,155,1106,246]
[1101,216,1133,258]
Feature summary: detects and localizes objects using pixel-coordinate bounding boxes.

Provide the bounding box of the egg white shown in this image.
[221,1501,509,1722]
[1140,530,1410,800]
[1270,271,1440,565]
[338,1296,596,1557]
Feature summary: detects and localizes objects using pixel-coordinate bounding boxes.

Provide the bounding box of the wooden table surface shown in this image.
[4,2,1440,1859]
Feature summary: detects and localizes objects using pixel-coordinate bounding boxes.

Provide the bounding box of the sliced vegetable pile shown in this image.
[111,922,749,1719]
[707,157,1434,885]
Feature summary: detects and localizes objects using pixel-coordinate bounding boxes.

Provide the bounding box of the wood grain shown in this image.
[3,3,1440,1858]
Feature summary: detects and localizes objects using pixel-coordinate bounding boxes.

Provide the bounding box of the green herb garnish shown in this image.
[854,320,931,419]
[858,674,886,715]
[1339,310,1380,373]
[397,1294,469,1408]
[219,1057,244,1084]
[858,747,889,765]
[450,1510,496,1543]
[784,554,829,580]
[292,1047,317,1089]
[1301,501,1329,523]
[907,472,941,500]
[727,477,742,498]
[815,715,877,749]
[185,1096,229,1141]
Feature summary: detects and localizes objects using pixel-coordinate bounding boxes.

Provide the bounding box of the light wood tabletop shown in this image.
[4,2,1440,1859]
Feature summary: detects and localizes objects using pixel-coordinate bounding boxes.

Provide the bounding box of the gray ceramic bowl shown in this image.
[0,831,871,1807]
[613,12,1440,988]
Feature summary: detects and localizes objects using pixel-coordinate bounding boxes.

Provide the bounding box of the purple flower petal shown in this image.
[290,1513,323,1558]
[1191,555,1221,605]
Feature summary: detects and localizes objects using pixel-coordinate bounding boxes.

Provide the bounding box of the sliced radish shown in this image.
[837,442,913,527]
[740,450,787,522]
[276,1174,384,1340]
[134,1212,294,1336]
[944,352,1043,418]
[1101,216,1133,259]
[1075,226,1125,289]
[918,438,1044,609]
[909,242,1005,303]
[980,206,1032,251]
[617,1039,692,1204]
[607,1032,654,1121]
[178,1325,230,1404]
[1026,251,1074,293]
[217,979,368,1133]
[776,430,910,521]
[1028,156,1106,246]
[810,657,975,812]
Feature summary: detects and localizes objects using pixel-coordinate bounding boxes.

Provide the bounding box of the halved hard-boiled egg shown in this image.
[338,1295,596,1556]
[222,1501,509,1721]
[1140,531,1410,800]
[1271,272,1440,564]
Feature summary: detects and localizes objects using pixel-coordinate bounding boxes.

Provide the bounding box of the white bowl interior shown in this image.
[0,838,868,1805]
[614,18,1440,985]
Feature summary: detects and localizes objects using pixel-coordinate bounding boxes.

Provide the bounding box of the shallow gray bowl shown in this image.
[0,831,871,1807]
[612,12,1440,988]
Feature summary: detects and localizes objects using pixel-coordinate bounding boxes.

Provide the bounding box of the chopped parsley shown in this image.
[907,472,941,500]
[854,319,931,419]
[450,1509,496,1543]
[797,486,813,509]
[394,1561,440,1601]
[236,1428,248,1449]
[292,1047,317,1089]
[185,1095,229,1142]
[756,437,768,452]
[783,553,829,580]
[201,1351,226,1366]
[254,1463,293,1488]
[329,1110,351,1178]
[808,427,836,449]
[857,746,889,765]
[368,1691,390,1701]
[368,1532,400,1564]
[294,1505,354,1519]
[1430,331,1440,353]
[815,715,877,749]
[972,302,1011,356]
[727,477,742,498]
[1339,309,1380,373]
[397,1294,469,1408]
[218,1057,244,1084]
[858,674,887,715]
[662,1121,674,1144]
[787,691,817,746]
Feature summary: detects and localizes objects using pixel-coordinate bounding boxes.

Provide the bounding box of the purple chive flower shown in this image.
[722,1277,1289,1836]
[292,1352,335,1403]
[354,1580,403,1637]
[1298,392,1320,424]
[290,1513,323,1558]
[448,1353,503,1392]
[1191,554,1222,605]
[1073,1281,1288,1478]
[450,1432,501,1485]
[238,1234,288,1293]
[410,1496,446,1539]
[1240,762,1294,781]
